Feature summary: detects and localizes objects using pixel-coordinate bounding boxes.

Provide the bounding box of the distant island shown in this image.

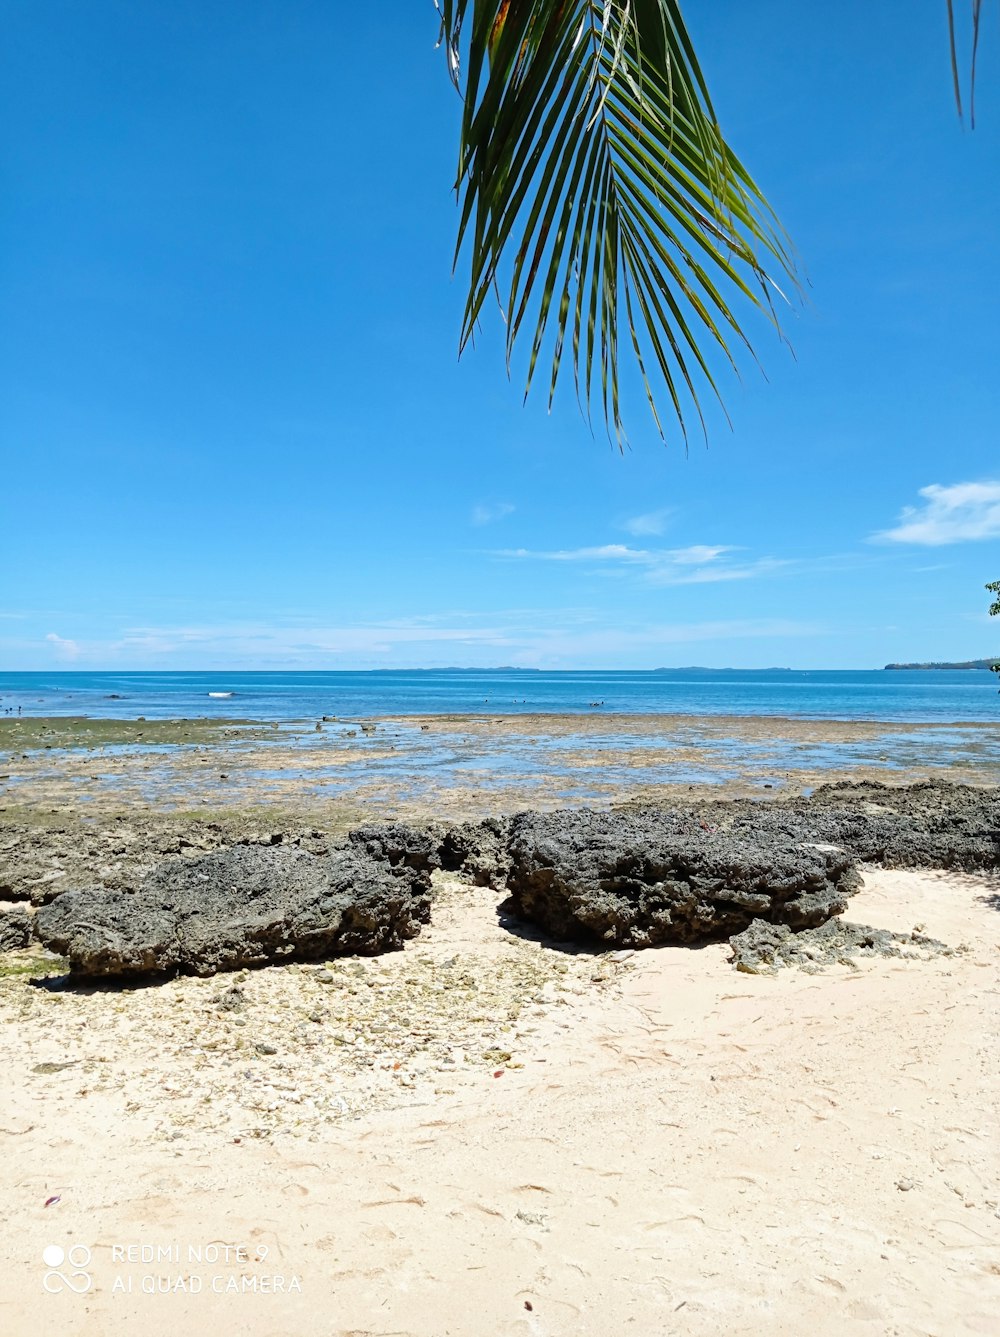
[652,666,792,672]
[885,659,1000,670]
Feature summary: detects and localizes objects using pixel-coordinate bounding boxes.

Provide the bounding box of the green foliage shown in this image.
[988,580,1000,618]
[437,0,798,447]
[439,2,987,446]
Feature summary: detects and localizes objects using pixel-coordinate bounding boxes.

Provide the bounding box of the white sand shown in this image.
[1,866,998,1336]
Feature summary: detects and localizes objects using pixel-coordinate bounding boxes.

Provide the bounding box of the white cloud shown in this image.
[647,558,787,587]
[111,621,516,659]
[623,507,674,536]
[668,545,732,566]
[872,481,1000,546]
[2,611,822,670]
[498,544,647,562]
[495,542,784,586]
[499,543,732,565]
[512,619,823,661]
[471,502,515,526]
[45,632,80,661]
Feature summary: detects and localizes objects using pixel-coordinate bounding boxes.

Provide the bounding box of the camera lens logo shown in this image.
[42,1245,93,1294]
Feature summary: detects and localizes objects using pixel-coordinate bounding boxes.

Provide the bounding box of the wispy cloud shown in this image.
[622,507,674,537]
[471,502,515,526]
[46,632,80,661]
[112,621,517,659]
[511,619,824,662]
[666,545,733,566]
[872,481,1000,546]
[3,611,823,669]
[498,543,732,565]
[495,543,785,586]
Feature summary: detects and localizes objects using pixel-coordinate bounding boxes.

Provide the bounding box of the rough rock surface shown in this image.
[3,781,994,909]
[350,818,512,888]
[0,906,32,952]
[689,781,1000,872]
[728,917,961,974]
[437,818,512,887]
[0,816,337,906]
[34,844,431,979]
[505,809,862,947]
[10,781,999,972]
[347,822,442,874]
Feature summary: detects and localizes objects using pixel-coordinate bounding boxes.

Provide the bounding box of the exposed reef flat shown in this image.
[2,710,999,822]
[0,714,284,750]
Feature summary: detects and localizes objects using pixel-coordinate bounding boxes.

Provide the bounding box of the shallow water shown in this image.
[7,714,999,810]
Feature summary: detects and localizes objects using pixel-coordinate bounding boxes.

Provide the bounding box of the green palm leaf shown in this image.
[436,0,799,447]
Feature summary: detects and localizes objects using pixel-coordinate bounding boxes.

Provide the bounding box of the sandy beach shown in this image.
[1,715,998,1335]
[1,866,998,1335]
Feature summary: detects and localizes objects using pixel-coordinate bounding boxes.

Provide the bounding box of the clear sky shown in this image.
[2,0,998,670]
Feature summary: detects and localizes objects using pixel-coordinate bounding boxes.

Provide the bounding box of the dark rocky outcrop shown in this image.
[12,781,999,976]
[0,905,32,952]
[349,817,512,888]
[790,780,1000,870]
[728,917,961,974]
[34,844,431,980]
[437,817,512,887]
[681,781,1000,873]
[0,816,344,907]
[348,821,442,875]
[505,809,862,947]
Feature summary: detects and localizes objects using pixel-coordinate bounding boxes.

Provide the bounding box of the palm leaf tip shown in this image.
[440,0,800,447]
[947,0,988,127]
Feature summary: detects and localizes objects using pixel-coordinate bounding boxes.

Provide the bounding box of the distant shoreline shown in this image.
[4,664,1000,677]
[885,659,1000,671]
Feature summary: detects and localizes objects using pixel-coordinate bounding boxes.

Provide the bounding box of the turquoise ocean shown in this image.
[1,668,997,723]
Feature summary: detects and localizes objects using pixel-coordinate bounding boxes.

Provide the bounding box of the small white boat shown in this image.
[207,692,234,698]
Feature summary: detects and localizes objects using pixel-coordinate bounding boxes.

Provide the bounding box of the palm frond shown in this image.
[437,0,799,447]
[947,0,989,127]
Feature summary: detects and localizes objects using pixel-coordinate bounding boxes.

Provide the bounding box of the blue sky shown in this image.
[2,0,998,670]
